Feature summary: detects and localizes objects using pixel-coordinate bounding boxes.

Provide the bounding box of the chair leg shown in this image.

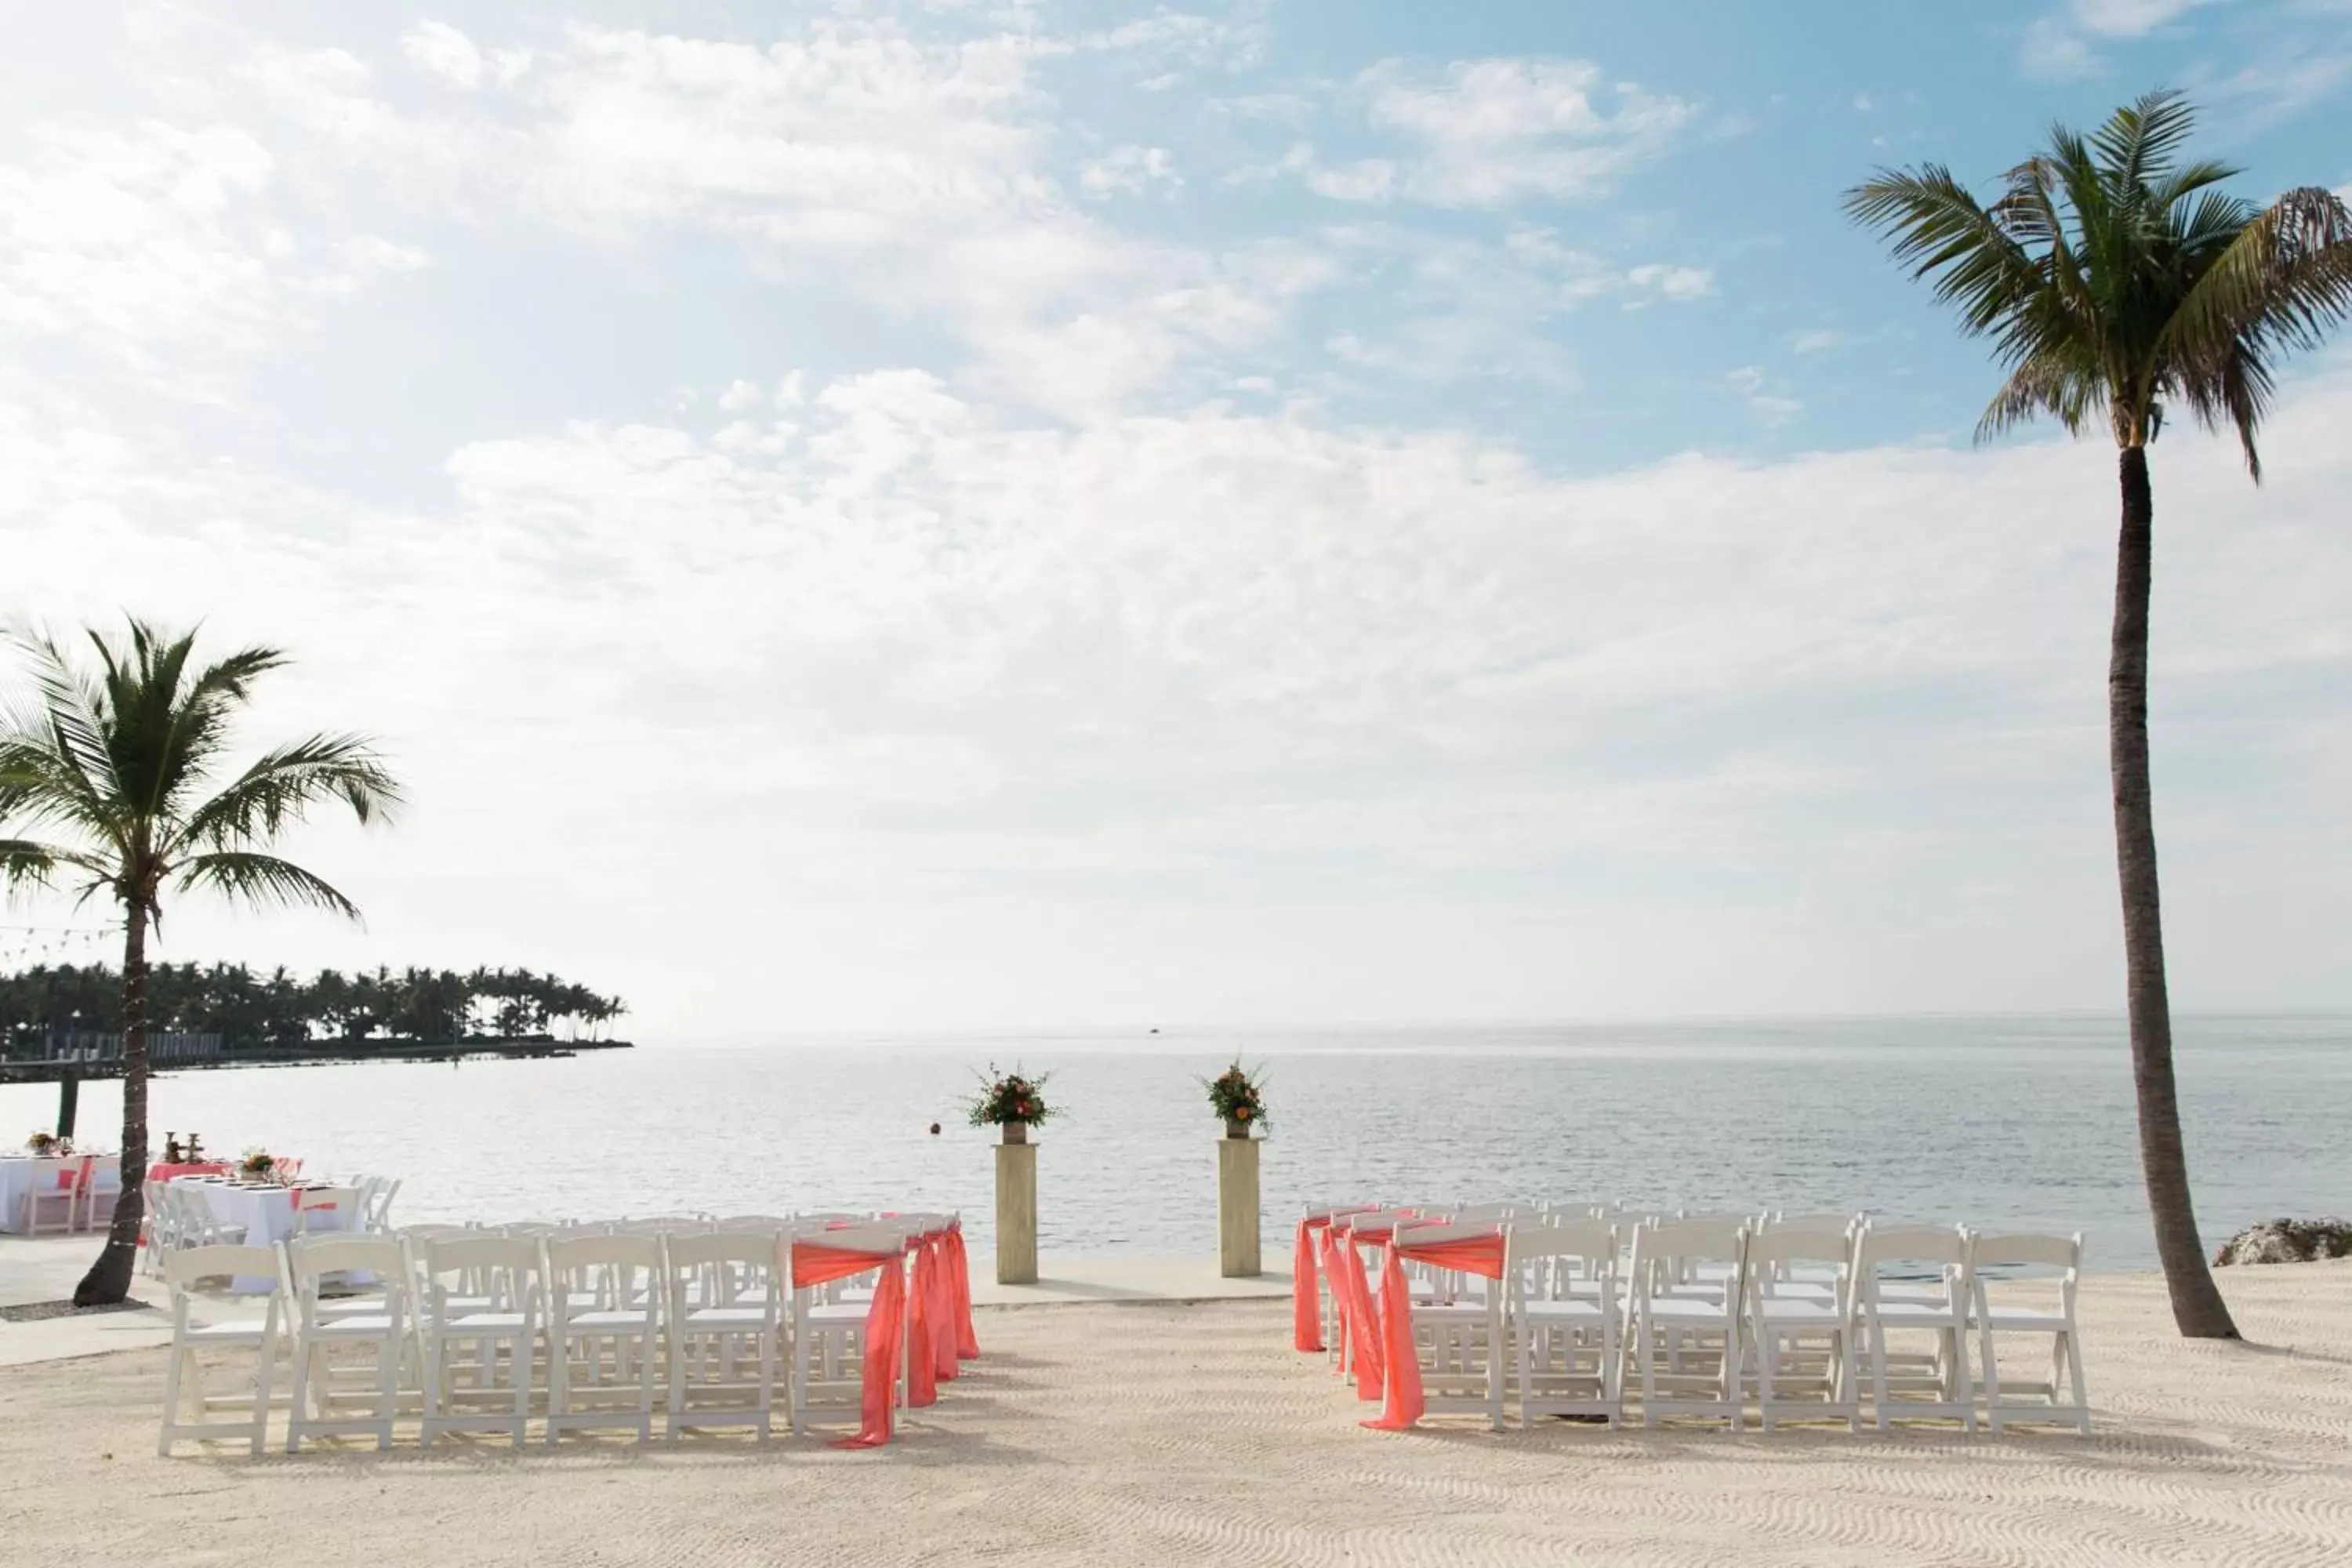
[2063,1327,2089,1434]
[1869,1316,1891,1432]
[1980,1319,2005,1435]
[249,1337,276,1458]
[158,1342,188,1457]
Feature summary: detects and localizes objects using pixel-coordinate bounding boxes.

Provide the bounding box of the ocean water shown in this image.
[7,1015,2347,1272]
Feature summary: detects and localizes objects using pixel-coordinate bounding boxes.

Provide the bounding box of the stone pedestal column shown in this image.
[995,1142,1038,1285]
[1218,1136,1261,1278]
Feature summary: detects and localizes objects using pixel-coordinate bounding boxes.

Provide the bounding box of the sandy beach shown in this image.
[0,1258,2344,1566]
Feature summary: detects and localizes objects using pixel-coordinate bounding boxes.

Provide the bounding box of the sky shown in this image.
[2,0,2349,1036]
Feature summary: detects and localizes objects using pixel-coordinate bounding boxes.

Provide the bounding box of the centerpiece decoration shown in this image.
[1203,1060,1269,1139]
[27,1131,62,1155]
[238,1147,281,1182]
[967,1064,1056,1145]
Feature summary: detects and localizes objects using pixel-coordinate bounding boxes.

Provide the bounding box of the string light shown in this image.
[0,924,123,975]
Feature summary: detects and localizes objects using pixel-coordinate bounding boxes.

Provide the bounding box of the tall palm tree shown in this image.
[0,620,400,1305]
[1846,91,2352,1338]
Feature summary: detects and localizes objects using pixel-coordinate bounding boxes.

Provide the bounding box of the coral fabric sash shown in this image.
[944,1227,980,1360]
[149,1162,230,1181]
[1363,1232,1508,1432]
[1293,1218,1330,1351]
[792,1240,908,1449]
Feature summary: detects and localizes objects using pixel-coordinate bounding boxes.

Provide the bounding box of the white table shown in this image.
[0,1155,121,1234]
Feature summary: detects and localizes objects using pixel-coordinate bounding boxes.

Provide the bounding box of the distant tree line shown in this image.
[0,963,626,1047]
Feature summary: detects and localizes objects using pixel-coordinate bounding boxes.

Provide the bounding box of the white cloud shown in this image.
[1079,144,1178,198]
[401,20,485,89]
[9,364,2349,1024]
[339,235,430,272]
[1356,56,1698,206]
[2020,16,2106,79]
[0,121,279,390]
[220,21,1333,419]
[718,379,764,411]
[1306,158,1398,202]
[1788,328,1844,354]
[1625,263,1713,299]
[2070,0,2216,36]
[2021,0,2222,80]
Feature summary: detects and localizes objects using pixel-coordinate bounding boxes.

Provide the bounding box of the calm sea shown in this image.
[9,1016,2347,1272]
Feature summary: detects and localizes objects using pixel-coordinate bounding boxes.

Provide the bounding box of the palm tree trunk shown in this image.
[71,904,149,1307]
[2111,445,2238,1339]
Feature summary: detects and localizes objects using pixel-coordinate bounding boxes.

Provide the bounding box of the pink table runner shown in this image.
[148,1162,230,1181]
[1363,1229,1507,1432]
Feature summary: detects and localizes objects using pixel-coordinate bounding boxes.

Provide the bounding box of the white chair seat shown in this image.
[1979,1306,2067,1330]
[1522,1298,1609,1323]
[1753,1298,1846,1325]
[567,1308,656,1330]
[442,1311,530,1333]
[307,1313,398,1338]
[183,1320,270,1345]
[806,1303,869,1325]
[1871,1301,1965,1325]
[682,1305,771,1327]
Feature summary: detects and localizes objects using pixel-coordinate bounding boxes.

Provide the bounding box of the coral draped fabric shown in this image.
[1362,1232,1507,1432]
[791,1240,909,1449]
[789,1226,981,1449]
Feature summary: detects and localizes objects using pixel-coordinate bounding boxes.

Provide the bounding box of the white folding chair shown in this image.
[361,1177,403,1232]
[1970,1232,2089,1434]
[1508,1219,1621,1427]
[789,1224,904,1437]
[1626,1218,1748,1429]
[1854,1225,1976,1432]
[69,1154,116,1232]
[665,1231,784,1441]
[20,1156,83,1236]
[289,1185,361,1238]
[1382,1219,1508,1429]
[285,1235,410,1453]
[417,1234,539,1446]
[543,1232,664,1443]
[158,1245,285,1457]
[1742,1227,1860,1432]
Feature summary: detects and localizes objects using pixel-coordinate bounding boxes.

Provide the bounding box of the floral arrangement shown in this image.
[1203,1060,1269,1134]
[26,1131,60,1155]
[238,1147,280,1181]
[965,1064,1056,1129]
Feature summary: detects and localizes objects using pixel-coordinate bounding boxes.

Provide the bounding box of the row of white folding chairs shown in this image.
[157,1212,952,1456]
[1308,1204,2087,1434]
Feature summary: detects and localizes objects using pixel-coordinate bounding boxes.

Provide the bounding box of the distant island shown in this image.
[0,962,630,1075]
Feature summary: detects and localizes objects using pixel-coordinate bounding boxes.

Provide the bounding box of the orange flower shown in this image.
[1237,1105,1251,1119]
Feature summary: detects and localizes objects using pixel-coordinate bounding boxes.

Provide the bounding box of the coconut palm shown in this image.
[1846,90,2352,1338]
[0,620,400,1305]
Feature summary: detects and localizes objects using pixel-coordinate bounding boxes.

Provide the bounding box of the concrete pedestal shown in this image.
[996,1142,1038,1285]
[1217,1136,1261,1278]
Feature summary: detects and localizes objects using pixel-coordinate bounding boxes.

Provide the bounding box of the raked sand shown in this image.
[2,1260,2347,1566]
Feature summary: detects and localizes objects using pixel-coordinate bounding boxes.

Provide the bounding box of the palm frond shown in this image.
[168,733,403,855]
[1842,165,2049,336]
[0,838,113,898]
[1976,352,2100,443]
[172,851,364,921]
[2090,88,2197,203]
[8,629,125,821]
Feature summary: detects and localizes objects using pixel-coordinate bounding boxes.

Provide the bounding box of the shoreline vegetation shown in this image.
[1,1033,631,1084]
[2,960,626,1056]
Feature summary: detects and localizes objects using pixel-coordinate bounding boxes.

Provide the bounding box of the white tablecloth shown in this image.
[187,1181,360,1292]
[0,1155,122,1234]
